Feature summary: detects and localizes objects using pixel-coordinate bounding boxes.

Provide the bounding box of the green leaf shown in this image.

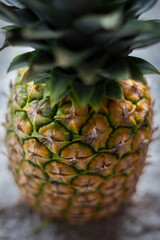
[77,55,107,85]
[89,81,106,109]
[127,60,145,82]
[0,3,18,23]
[75,11,122,32]
[94,19,160,50]
[19,0,75,28]
[44,68,75,108]
[71,81,94,107]
[105,80,123,99]
[2,25,20,31]
[33,74,50,84]
[0,39,9,51]
[121,20,160,50]
[115,20,156,38]
[98,11,122,30]
[29,50,55,72]
[18,0,54,25]
[22,70,49,84]
[22,22,67,40]
[128,56,160,75]
[6,0,24,8]
[8,51,35,72]
[102,58,131,81]
[126,0,157,16]
[96,19,160,45]
[6,28,50,50]
[129,32,160,50]
[54,46,92,68]
[102,57,145,82]
[0,3,37,25]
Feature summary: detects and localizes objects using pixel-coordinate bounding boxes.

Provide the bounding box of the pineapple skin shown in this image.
[6,71,153,224]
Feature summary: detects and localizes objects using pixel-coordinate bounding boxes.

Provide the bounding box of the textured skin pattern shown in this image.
[6,72,153,224]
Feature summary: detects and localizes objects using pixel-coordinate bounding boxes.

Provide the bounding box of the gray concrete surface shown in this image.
[1,2,160,240]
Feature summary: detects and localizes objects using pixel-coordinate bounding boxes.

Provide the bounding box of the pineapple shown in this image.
[1,0,160,224]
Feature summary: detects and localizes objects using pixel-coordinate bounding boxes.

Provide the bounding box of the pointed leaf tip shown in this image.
[44,68,75,108]
[105,80,123,99]
[71,81,94,107]
[8,51,35,72]
[0,39,9,51]
[128,56,160,75]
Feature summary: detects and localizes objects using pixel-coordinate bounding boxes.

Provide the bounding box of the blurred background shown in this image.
[1,1,160,240]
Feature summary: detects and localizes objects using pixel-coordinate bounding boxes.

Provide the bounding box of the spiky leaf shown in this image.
[89,81,106,109]
[102,58,145,82]
[6,0,24,8]
[8,51,35,72]
[44,68,75,108]
[128,56,160,75]
[22,22,67,40]
[126,0,157,16]
[0,39,9,51]
[71,81,94,107]
[105,80,123,99]
[0,3,37,25]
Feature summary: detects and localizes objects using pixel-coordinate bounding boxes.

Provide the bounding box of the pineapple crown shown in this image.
[0,0,160,109]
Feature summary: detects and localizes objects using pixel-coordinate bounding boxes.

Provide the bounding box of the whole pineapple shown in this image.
[1,0,160,224]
